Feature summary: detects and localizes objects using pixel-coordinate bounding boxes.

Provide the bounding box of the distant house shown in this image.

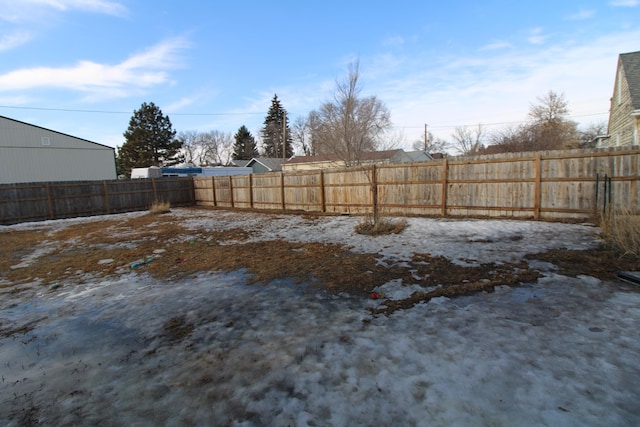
[600,50,640,148]
[0,115,117,184]
[231,159,251,167]
[245,157,285,174]
[283,149,433,172]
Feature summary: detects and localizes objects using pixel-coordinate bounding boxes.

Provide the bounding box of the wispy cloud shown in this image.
[609,0,638,6]
[0,0,128,20]
[373,28,640,143]
[479,41,512,51]
[0,30,32,51]
[527,27,547,45]
[0,37,190,100]
[382,36,405,47]
[164,97,197,113]
[566,9,596,20]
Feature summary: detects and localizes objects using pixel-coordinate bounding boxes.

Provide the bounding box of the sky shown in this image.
[0,0,639,154]
[3,209,639,425]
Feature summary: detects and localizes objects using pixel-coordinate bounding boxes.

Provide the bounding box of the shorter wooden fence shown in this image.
[0,178,194,225]
[194,147,640,221]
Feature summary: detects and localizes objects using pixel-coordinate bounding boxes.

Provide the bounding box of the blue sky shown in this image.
[0,0,638,153]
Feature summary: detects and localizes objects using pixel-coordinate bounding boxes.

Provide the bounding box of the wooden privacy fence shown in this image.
[0,177,194,225]
[194,147,640,221]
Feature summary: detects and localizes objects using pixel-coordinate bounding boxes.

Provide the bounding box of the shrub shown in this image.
[355,216,408,236]
[149,200,171,215]
[599,208,640,260]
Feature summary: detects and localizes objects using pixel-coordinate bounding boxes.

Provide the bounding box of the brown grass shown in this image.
[149,200,171,215]
[0,211,537,305]
[599,208,640,260]
[355,217,408,236]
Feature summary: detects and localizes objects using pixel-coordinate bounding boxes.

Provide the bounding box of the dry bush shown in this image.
[149,200,171,214]
[355,216,408,236]
[599,208,640,260]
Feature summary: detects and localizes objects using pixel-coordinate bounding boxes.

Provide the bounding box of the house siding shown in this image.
[0,116,117,184]
[605,53,640,148]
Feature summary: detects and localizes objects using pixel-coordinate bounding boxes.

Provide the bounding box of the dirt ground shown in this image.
[1,207,637,323]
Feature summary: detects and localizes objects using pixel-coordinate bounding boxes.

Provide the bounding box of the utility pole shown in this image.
[424,124,428,152]
[282,111,287,162]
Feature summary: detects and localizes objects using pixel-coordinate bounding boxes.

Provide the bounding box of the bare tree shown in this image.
[411,131,449,154]
[450,124,485,155]
[528,90,579,150]
[199,130,234,165]
[487,124,537,153]
[308,60,392,167]
[177,130,200,165]
[291,116,313,156]
[578,121,607,148]
[176,130,234,166]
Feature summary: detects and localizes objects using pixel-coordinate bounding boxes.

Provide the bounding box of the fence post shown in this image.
[151,178,158,202]
[319,170,326,213]
[228,175,234,208]
[441,159,448,217]
[209,176,216,207]
[249,174,254,209]
[534,153,542,219]
[281,172,286,210]
[45,183,54,220]
[102,180,110,214]
[595,173,599,215]
[371,165,378,220]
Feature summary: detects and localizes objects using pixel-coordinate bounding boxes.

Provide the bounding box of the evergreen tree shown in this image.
[117,102,183,177]
[232,125,259,160]
[261,94,293,158]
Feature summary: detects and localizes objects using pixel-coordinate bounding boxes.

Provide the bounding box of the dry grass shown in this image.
[149,200,171,215]
[599,208,640,260]
[354,216,408,236]
[0,211,537,304]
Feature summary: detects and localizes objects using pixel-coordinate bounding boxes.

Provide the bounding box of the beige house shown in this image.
[601,50,640,148]
[283,149,432,172]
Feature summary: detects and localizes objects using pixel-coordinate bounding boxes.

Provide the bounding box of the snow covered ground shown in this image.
[1,210,639,426]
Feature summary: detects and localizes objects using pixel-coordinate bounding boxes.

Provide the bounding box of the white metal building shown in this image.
[0,115,117,184]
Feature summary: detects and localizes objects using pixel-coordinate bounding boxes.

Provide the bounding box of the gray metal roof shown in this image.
[247,157,284,171]
[621,50,640,110]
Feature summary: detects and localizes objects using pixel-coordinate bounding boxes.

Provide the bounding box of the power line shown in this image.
[0,104,262,116]
[398,112,609,131]
[0,104,608,130]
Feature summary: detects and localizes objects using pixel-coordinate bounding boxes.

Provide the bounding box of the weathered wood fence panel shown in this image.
[0,177,194,225]
[283,171,324,212]
[193,147,640,221]
[6,148,637,226]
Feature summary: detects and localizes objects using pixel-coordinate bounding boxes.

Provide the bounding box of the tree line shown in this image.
[116,62,605,177]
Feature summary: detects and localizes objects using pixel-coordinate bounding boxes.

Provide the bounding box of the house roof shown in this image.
[246,157,285,171]
[287,149,406,165]
[403,150,434,162]
[0,115,114,150]
[620,50,640,110]
[231,159,251,167]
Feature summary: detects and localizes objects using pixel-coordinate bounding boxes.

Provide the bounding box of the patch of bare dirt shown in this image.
[525,246,639,280]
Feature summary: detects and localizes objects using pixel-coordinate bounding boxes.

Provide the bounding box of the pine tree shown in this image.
[117,102,184,177]
[232,125,259,160]
[261,94,293,158]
